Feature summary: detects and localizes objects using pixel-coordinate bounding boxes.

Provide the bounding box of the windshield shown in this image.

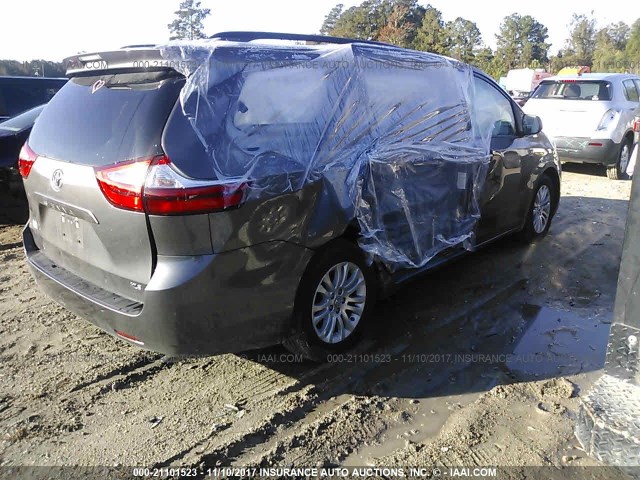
[0,104,45,132]
[531,80,612,101]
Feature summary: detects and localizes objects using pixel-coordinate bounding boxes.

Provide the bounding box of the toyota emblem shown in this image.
[51,169,64,191]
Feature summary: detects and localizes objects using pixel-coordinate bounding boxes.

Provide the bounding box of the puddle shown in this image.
[506,305,610,379]
[343,303,611,464]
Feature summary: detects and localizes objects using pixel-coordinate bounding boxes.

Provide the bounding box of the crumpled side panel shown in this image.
[160,40,492,269]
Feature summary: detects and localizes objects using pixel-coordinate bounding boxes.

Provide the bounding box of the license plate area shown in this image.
[58,212,84,246]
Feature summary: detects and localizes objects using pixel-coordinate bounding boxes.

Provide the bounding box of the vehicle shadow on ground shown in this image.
[239,195,627,401]
[561,162,610,178]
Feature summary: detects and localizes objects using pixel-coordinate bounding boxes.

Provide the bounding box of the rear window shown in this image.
[531,80,612,101]
[0,78,66,118]
[28,72,183,166]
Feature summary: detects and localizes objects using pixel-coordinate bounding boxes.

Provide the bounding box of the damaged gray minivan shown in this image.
[21,32,560,360]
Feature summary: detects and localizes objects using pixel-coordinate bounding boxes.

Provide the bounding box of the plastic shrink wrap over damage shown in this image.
[160,39,493,269]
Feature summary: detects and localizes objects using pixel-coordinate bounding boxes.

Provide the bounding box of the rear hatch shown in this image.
[24,65,184,303]
[524,80,613,138]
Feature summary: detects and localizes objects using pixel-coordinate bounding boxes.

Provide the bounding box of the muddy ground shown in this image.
[0,164,634,477]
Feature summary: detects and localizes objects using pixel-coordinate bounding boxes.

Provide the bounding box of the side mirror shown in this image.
[522,114,543,136]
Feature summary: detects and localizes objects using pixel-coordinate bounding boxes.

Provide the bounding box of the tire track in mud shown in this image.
[239,395,395,468]
[161,385,392,470]
[68,354,163,394]
[148,340,400,469]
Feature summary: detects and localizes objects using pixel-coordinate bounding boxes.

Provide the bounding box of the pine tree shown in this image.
[168,0,211,41]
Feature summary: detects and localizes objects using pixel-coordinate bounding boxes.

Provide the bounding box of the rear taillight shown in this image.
[597,109,620,131]
[143,156,247,215]
[95,158,153,212]
[95,155,247,215]
[18,142,38,178]
[633,117,640,133]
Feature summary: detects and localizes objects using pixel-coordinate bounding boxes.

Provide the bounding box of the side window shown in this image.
[473,77,516,138]
[634,80,640,101]
[623,80,640,102]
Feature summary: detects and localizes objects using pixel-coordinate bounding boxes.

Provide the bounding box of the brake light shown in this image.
[633,117,640,133]
[143,156,247,215]
[18,142,38,178]
[95,158,153,211]
[95,155,247,215]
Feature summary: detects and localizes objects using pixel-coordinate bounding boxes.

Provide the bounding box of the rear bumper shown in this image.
[23,225,313,355]
[554,137,620,166]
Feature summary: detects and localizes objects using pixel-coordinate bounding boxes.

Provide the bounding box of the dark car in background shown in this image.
[20,33,561,361]
[0,104,45,194]
[0,76,66,122]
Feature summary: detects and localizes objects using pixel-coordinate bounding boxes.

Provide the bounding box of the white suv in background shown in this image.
[524,73,640,179]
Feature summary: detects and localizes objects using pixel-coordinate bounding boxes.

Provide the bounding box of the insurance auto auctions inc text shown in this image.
[208,466,498,478]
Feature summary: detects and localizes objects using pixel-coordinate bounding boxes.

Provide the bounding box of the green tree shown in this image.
[319,1,496,71]
[320,4,345,35]
[168,0,211,40]
[322,0,423,47]
[330,1,382,39]
[626,18,640,72]
[607,22,631,50]
[383,0,426,47]
[593,23,630,72]
[563,13,597,65]
[495,13,550,69]
[444,17,482,63]
[471,47,498,75]
[413,5,446,54]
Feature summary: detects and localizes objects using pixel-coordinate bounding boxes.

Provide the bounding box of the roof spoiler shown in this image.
[63,32,394,76]
[209,31,392,48]
[63,48,177,77]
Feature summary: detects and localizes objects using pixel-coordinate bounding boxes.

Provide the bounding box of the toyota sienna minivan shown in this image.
[21,32,561,360]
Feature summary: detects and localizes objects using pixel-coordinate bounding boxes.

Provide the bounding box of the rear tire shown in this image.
[283,240,377,362]
[518,175,556,243]
[607,139,632,180]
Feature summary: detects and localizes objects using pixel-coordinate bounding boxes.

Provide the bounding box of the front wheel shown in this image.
[607,139,631,180]
[283,240,377,361]
[518,175,556,243]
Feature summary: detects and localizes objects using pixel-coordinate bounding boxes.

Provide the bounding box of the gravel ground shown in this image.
[0,164,634,477]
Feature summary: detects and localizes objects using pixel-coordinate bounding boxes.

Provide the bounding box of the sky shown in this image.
[0,0,637,62]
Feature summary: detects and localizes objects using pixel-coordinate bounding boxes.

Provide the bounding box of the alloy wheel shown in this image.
[312,261,366,344]
[619,143,631,174]
[532,184,551,234]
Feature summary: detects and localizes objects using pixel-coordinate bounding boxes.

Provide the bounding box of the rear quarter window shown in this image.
[623,79,640,102]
